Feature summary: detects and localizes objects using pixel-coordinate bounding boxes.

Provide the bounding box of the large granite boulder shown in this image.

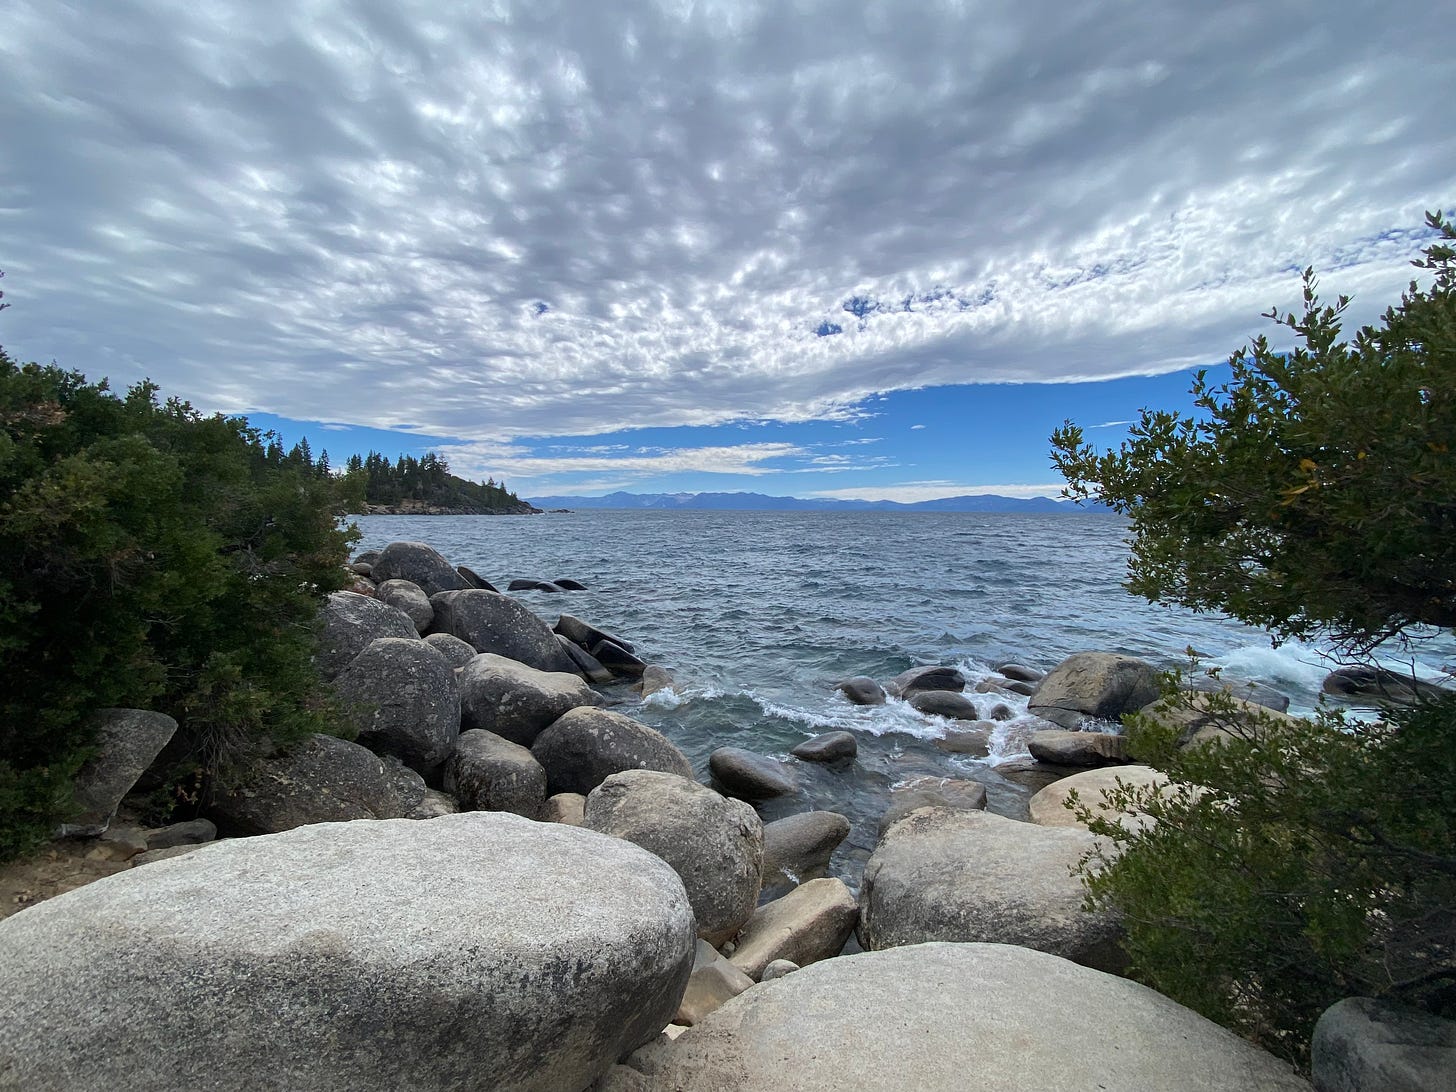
[533,707,693,796]
[858,808,1124,972]
[887,665,965,698]
[1027,729,1130,767]
[761,811,850,889]
[708,747,797,800]
[443,729,548,819]
[1312,996,1456,1092]
[207,733,423,835]
[373,578,434,633]
[0,814,696,1092]
[727,878,858,981]
[316,591,419,680]
[332,637,460,776]
[1029,765,1169,831]
[458,653,599,745]
[428,590,577,673]
[369,540,468,597]
[1028,651,1163,729]
[584,770,763,946]
[626,943,1310,1091]
[59,709,177,837]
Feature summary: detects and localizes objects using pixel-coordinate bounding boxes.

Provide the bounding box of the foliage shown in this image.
[338,450,534,513]
[1075,686,1456,1068]
[0,349,357,860]
[1051,212,1456,652]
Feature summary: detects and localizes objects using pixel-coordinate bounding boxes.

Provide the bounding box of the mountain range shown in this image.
[525,490,1112,513]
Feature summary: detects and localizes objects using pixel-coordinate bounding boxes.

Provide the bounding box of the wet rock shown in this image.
[458,653,599,746]
[887,665,965,698]
[422,631,478,670]
[878,776,986,835]
[674,940,756,1027]
[1029,765,1169,832]
[1027,729,1130,767]
[59,709,177,837]
[761,811,851,888]
[1184,674,1291,713]
[987,702,1017,721]
[859,808,1124,973]
[553,578,588,591]
[316,591,419,680]
[908,691,981,721]
[455,564,499,592]
[333,637,461,776]
[428,590,577,673]
[789,731,857,763]
[836,676,886,705]
[932,726,993,756]
[1312,996,1456,1092]
[640,665,675,697]
[1004,679,1037,696]
[728,878,858,981]
[370,540,469,597]
[532,707,693,796]
[556,614,635,654]
[1028,651,1162,730]
[592,638,647,679]
[0,814,696,1092]
[996,662,1044,683]
[1322,665,1447,706]
[584,770,762,946]
[709,747,797,800]
[558,636,616,683]
[444,729,548,819]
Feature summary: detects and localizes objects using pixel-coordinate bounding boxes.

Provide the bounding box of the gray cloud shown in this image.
[2,0,1452,440]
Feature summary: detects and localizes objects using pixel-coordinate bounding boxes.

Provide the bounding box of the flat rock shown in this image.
[836,676,886,705]
[333,637,461,776]
[859,808,1124,973]
[727,878,858,981]
[444,729,548,819]
[458,653,599,746]
[428,590,577,673]
[878,776,986,835]
[709,747,797,800]
[1312,996,1456,1092]
[370,540,468,597]
[1028,765,1168,832]
[533,707,693,796]
[1028,651,1162,729]
[316,591,419,680]
[0,814,696,1092]
[789,731,857,763]
[143,818,217,851]
[627,943,1310,1091]
[760,811,850,889]
[1027,729,1130,767]
[675,940,756,1027]
[60,709,177,837]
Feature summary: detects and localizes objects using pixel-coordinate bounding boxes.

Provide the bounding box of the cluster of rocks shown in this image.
[3,539,1446,1090]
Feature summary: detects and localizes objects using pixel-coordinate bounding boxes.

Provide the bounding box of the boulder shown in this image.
[458,653,600,746]
[428,590,577,673]
[789,731,857,763]
[1184,674,1291,713]
[709,747,797,800]
[0,814,696,1092]
[143,818,216,851]
[543,792,587,825]
[836,676,886,705]
[728,878,858,981]
[316,591,419,680]
[987,702,1017,721]
[1311,996,1456,1092]
[422,631,478,670]
[59,709,177,837]
[887,665,965,698]
[858,808,1124,972]
[1028,765,1168,832]
[592,639,648,679]
[508,577,561,592]
[878,776,986,835]
[908,691,981,721]
[760,959,798,981]
[353,550,381,567]
[1028,651,1162,729]
[332,637,461,775]
[370,540,468,597]
[409,788,459,819]
[1322,665,1447,706]
[585,770,763,946]
[553,578,589,591]
[675,940,756,1027]
[1004,679,1037,696]
[932,726,993,756]
[444,729,548,819]
[455,564,499,592]
[559,636,616,683]
[640,665,675,697]
[760,811,850,889]
[1027,729,1130,767]
[995,662,1044,683]
[533,707,693,796]
[131,843,204,868]
[556,614,635,654]
[373,579,434,633]
[627,943,1310,1091]
[208,733,422,835]
[1140,692,1299,749]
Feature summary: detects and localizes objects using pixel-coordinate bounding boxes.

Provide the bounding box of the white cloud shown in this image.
[435,440,806,483]
[910,424,927,430]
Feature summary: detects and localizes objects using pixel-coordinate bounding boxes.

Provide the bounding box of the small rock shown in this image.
[932,726,992,756]
[836,677,886,706]
[760,959,799,981]
[553,578,588,591]
[640,665,675,697]
[93,826,150,861]
[986,702,1017,721]
[143,818,217,851]
[1184,674,1291,713]
[879,776,986,835]
[409,788,459,819]
[709,747,797,800]
[130,843,205,868]
[995,663,1044,683]
[675,940,756,1026]
[908,691,981,720]
[887,665,965,698]
[789,731,857,763]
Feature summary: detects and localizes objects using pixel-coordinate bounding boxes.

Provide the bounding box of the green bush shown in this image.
[0,351,356,860]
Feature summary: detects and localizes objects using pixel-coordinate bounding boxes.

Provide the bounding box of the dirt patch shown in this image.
[0,841,133,920]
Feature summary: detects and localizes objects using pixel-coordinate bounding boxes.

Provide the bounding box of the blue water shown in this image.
[350,510,1455,886]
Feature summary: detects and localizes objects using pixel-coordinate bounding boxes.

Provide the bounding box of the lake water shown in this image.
[350,509,1455,888]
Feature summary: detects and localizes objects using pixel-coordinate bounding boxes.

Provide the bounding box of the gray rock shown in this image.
[143,818,217,851]
[556,614,635,654]
[553,578,589,591]
[208,733,421,835]
[352,550,381,567]
[1321,665,1447,706]
[709,747,797,800]
[333,637,461,776]
[94,825,149,860]
[370,540,469,597]
[422,631,478,670]
[878,776,986,835]
[789,731,857,763]
[1028,765,1168,832]
[1185,674,1291,713]
[373,578,435,633]
[592,638,647,679]
[130,843,205,868]
[1027,729,1130,767]
[444,729,548,819]
[836,676,886,705]
[533,707,693,796]
[508,577,547,591]
[428,590,577,673]
[761,811,850,888]
[1028,651,1162,729]
[59,709,177,837]
[628,943,1310,1091]
[409,788,459,819]
[675,940,756,1027]
[760,959,798,981]
[543,792,587,825]
[932,725,993,756]
[559,636,616,683]
[585,770,763,946]
[908,690,981,720]
[728,878,858,981]
[0,813,696,1092]
[455,564,498,592]
[316,591,419,680]
[859,808,1124,972]
[887,665,965,698]
[348,561,373,576]
[1139,692,1300,750]
[1004,679,1037,696]
[987,702,1017,721]
[458,653,600,746]
[996,662,1045,683]
[1311,996,1456,1092]
[640,665,675,697]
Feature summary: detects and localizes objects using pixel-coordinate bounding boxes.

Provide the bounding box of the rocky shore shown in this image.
[1,538,1447,1091]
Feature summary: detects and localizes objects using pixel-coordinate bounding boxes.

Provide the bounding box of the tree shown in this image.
[1047,214,1456,1070]
[1052,212,1456,652]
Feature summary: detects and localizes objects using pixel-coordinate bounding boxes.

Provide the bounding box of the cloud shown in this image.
[910,424,927,430]
[2,1,1451,446]
[808,482,1068,503]
[1088,419,1135,428]
[435,440,807,483]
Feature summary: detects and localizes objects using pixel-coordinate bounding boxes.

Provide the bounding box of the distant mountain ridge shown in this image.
[525,489,1112,513]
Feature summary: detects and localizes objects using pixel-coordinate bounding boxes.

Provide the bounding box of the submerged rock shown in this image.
[836,676,887,705]
[789,731,857,763]
[709,747,797,800]
[878,776,986,834]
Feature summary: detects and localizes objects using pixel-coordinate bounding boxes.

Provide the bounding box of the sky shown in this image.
[2,1,1451,501]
